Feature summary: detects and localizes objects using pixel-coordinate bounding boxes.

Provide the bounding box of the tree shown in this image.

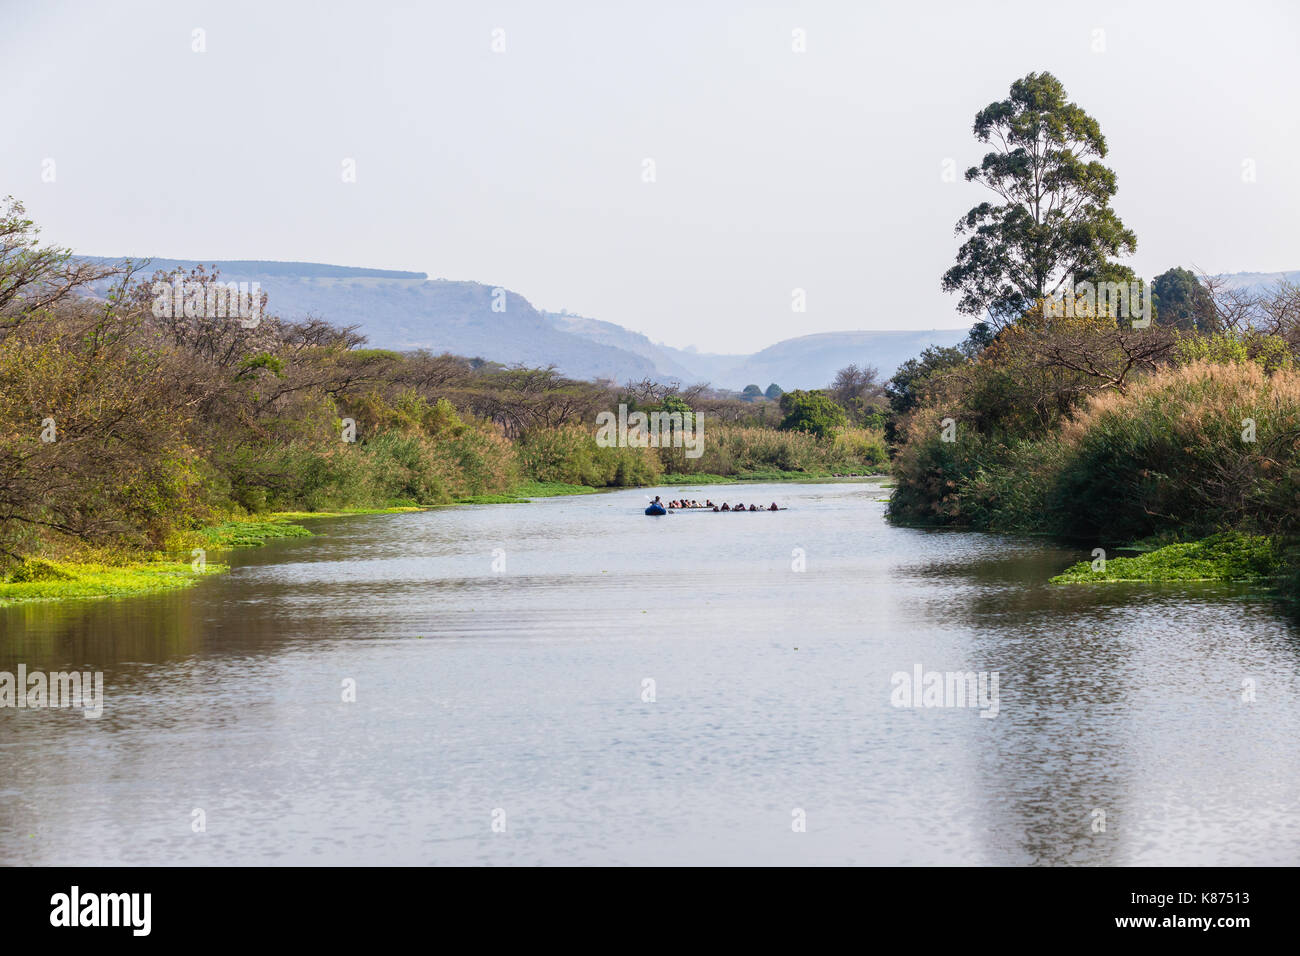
[777,389,846,438]
[0,196,120,335]
[764,383,783,400]
[992,302,1175,402]
[1152,267,1215,332]
[660,394,695,431]
[963,321,996,356]
[741,384,763,401]
[885,346,968,418]
[942,72,1137,328]
[829,364,887,427]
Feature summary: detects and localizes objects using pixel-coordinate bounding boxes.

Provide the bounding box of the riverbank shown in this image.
[1050,532,1283,584]
[659,470,886,485]
[1,512,380,607]
[0,557,229,607]
[888,353,1300,599]
[0,471,890,607]
[0,482,616,606]
[451,480,602,504]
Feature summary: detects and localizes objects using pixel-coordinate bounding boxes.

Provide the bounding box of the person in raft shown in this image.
[769,502,778,511]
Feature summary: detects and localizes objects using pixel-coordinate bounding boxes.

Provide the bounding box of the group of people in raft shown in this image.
[651,496,780,512]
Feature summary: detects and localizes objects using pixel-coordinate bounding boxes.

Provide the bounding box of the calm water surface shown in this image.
[2,481,1298,865]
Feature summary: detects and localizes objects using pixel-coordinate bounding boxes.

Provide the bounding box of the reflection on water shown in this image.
[2,482,1298,865]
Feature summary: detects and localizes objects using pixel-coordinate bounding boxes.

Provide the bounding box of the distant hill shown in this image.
[539,312,972,387]
[540,311,701,381]
[79,257,662,383]
[1217,269,1300,290]
[710,330,971,390]
[75,258,1300,388]
[70,256,982,388]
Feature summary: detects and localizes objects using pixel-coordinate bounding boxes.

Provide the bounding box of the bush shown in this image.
[1048,361,1300,541]
[1051,532,1281,582]
[893,360,1300,542]
[661,424,885,477]
[517,426,661,487]
[778,390,848,438]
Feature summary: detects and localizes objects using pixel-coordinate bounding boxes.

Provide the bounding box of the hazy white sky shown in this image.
[3,0,1298,351]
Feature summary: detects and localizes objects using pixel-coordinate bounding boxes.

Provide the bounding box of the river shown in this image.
[2,481,1298,865]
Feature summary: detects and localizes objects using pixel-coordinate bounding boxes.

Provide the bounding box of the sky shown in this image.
[2,0,1298,352]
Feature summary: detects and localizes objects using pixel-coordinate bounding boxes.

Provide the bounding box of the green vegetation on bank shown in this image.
[0,487,608,605]
[453,480,603,503]
[0,557,227,607]
[658,469,884,485]
[1051,533,1282,583]
[271,506,427,520]
[512,480,600,497]
[200,519,314,550]
[882,71,1300,597]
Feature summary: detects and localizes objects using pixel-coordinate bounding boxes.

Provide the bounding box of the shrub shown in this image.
[778,390,848,438]
[1050,361,1300,541]
[893,360,1300,542]
[517,426,661,487]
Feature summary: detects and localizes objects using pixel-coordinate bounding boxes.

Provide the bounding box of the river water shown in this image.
[2,481,1298,865]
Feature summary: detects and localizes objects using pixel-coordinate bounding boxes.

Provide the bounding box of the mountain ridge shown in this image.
[79,256,1291,390]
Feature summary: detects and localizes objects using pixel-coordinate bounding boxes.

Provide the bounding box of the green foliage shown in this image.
[1174,331,1291,373]
[202,520,313,550]
[517,425,662,487]
[764,383,783,400]
[831,428,890,469]
[1152,267,1215,332]
[237,353,286,378]
[6,558,77,582]
[885,346,968,418]
[741,384,763,401]
[663,424,885,478]
[892,360,1300,545]
[0,558,227,607]
[1050,533,1281,583]
[887,405,995,524]
[777,389,847,438]
[511,481,600,498]
[942,72,1137,324]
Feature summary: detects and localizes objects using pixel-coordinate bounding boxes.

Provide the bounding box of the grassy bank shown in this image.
[201,519,315,549]
[453,480,603,504]
[658,469,885,485]
[1051,532,1282,583]
[0,513,313,606]
[0,484,611,606]
[0,558,228,607]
